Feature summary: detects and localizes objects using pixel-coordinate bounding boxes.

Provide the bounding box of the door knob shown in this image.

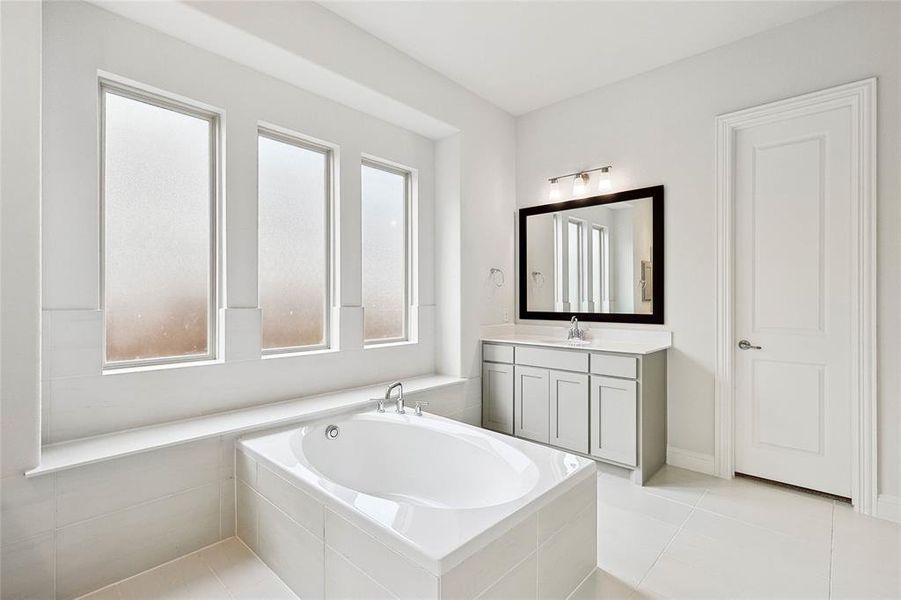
[738,339,762,350]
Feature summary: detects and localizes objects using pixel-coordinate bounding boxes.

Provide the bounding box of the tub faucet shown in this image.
[379,381,405,414]
[567,316,585,341]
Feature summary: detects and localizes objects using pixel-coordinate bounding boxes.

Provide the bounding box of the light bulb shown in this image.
[598,167,612,192]
[548,178,560,201]
[572,172,589,196]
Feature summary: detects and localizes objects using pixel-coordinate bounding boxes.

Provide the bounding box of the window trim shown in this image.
[590,223,609,310]
[257,126,334,355]
[361,157,412,346]
[99,78,222,370]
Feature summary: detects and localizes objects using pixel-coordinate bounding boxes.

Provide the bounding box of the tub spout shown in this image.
[380,381,405,414]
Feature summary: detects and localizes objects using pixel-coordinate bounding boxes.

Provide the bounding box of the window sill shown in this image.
[103,358,223,375]
[262,347,338,360]
[25,373,465,478]
[363,339,417,350]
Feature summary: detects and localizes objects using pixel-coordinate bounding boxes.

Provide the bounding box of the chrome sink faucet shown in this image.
[378,381,405,414]
[567,316,585,341]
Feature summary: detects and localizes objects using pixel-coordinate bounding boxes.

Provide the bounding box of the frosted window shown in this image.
[362,163,408,342]
[103,90,214,364]
[259,134,329,351]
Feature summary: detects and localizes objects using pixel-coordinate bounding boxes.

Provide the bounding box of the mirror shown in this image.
[519,185,663,324]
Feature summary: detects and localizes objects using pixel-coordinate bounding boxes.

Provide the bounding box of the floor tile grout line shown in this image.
[635,487,707,590]
[203,554,240,600]
[640,483,711,511]
[564,565,598,600]
[233,536,298,598]
[689,501,834,549]
[74,537,236,599]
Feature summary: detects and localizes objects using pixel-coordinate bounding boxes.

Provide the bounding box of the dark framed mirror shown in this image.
[519,185,664,324]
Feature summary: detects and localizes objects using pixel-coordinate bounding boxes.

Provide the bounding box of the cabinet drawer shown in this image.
[590,353,638,379]
[515,346,588,372]
[483,343,514,364]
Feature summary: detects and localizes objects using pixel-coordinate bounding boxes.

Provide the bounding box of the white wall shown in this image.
[1,0,42,480]
[2,0,516,596]
[41,0,440,442]
[516,1,901,499]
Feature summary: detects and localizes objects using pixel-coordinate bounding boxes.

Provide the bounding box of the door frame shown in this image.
[713,78,877,514]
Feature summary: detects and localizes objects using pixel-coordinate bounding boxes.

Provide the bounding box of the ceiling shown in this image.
[320,1,837,115]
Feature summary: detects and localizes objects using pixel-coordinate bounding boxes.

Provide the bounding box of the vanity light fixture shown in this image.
[546,164,613,201]
[549,178,561,201]
[597,166,612,192]
[572,172,589,197]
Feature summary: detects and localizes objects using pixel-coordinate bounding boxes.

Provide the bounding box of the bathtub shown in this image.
[236,409,598,599]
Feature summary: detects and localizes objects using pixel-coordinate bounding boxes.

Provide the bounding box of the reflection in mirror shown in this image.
[520,186,663,323]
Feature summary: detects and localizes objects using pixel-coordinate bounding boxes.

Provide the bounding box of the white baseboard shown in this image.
[666,446,716,476]
[875,494,901,524]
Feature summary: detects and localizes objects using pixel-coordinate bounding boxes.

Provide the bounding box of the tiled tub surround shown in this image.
[0,380,478,600]
[236,411,598,599]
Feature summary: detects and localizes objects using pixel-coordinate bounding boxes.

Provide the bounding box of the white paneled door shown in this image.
[734,102,854,497]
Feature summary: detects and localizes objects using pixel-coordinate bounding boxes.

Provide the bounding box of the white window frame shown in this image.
[99,78,222,370]
[361,157,412,346]
[591,224,610,310]
[257,126,334,355]
[566,217,585,312]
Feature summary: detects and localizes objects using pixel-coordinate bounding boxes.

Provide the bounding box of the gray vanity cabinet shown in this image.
[481,341,667,484]
[514,366,550,443]
[549,370,589,453]
[482,362,514,434]
[589,375,637,465]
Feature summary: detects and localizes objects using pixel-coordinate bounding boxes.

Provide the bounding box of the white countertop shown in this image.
[26,374,465,478]
[481,332,671,355]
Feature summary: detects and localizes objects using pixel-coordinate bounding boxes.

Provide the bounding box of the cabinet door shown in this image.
[482,362,514,434]
[514,366,549,443]
[549,370,589,453]
[590,375,638,465]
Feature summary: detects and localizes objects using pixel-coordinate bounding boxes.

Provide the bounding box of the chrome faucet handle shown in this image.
[567,315,583,340]
[414,400,430,416]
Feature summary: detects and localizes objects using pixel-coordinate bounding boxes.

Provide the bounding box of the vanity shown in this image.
[485,184,670,483]
[480,331,669,484]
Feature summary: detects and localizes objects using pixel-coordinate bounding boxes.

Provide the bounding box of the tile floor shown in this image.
[78,538,295,600]
[78,465,901,599]
[587,464,901,599]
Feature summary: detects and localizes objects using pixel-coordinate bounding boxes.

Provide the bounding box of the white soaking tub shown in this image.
[237,409,598,599]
